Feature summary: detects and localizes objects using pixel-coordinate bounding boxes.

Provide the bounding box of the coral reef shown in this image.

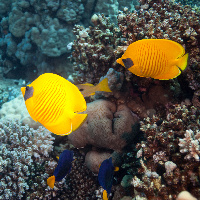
[0,0,200,199]
[0,120,55,199]
[129,104,200,199]
[0,0,80,79]
[71,14,121,84]
[0,0,144,80]
[94,0,119,23]
[0,120,100,200]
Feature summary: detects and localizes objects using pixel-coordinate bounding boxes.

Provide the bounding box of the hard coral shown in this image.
[178,129,200,161]
[0,0,81,79]
[85,151,111,174]
[72,14,121,84]
[132,104,200,199]
[0,95,40,129]
[0,120,55,199]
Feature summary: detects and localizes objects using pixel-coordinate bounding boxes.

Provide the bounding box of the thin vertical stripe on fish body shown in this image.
[116,39,188,80]
[21,73,87,136]
[136,42,168,78]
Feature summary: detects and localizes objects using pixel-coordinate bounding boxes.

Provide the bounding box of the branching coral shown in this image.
[179,129,200,161]
[0,120,55,199]
[72,14,121,83]
[130,104,200,199]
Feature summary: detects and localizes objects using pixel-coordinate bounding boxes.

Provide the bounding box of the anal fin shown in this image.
[44,117,73,136]
[71,113,88,132]
[153,65,181,80]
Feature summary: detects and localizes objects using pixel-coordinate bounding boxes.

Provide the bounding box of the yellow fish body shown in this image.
[21,73,87,136]
[116,39,188,80]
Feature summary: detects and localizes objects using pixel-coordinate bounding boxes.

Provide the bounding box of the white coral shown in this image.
[0,120,55,199]
[178,129,200,161]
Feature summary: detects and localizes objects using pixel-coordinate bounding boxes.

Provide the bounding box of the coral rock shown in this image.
[85,151,111,173]
[68,100,139,151]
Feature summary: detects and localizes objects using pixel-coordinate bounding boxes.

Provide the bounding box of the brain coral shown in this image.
[68,100,139,151]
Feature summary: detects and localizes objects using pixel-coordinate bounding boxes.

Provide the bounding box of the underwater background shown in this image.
[0,0,200,199]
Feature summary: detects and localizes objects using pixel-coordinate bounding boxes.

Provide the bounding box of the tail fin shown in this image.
[103,190,108,200]
[47,175,55,189]
[96,78,112,93]
[177,53,188,71]
[71,113,88,132]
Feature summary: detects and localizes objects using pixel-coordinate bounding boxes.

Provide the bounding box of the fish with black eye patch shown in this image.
[117,39,188,80]
[21,73,112,136]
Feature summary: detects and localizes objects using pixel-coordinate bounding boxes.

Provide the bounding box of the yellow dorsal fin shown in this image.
[47,175,55,189]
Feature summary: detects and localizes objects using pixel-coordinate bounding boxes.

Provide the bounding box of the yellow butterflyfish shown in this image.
[116,39,188,80]
[21,73,112,136]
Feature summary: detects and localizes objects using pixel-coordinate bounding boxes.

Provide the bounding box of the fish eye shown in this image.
[26,86,29,91]
[80,89,84,91]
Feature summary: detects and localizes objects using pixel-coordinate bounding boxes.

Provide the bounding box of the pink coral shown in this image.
[178,129,200,161]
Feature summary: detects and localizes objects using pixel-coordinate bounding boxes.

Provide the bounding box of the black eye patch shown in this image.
[122,58,134,69]
[24,86,34,101]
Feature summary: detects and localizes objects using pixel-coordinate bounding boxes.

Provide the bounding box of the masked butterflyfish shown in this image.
[21,73,87,136]
[116,39,188,80]
[98,157,119,200]
[47,149,74,189]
